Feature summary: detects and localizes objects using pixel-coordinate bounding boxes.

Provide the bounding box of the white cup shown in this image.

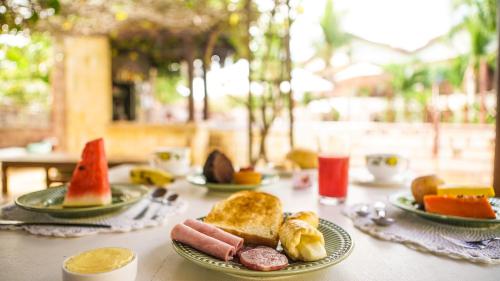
[150,147,191,177]
[365,153,408,181]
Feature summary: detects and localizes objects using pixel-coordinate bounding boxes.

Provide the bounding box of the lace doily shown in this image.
[343,203,500,265]
[0,197,187,237]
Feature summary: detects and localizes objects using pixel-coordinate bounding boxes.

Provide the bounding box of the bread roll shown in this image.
[279,220,327,261]
[287,211,319,228]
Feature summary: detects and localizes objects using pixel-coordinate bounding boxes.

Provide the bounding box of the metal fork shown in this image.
[151,193,179,220]
[134,187,166,220]
[441,234,500,249]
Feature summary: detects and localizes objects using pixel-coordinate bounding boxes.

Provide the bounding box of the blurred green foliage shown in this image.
[0,33,52,108]
[0,0,60,32]
[453,0,496,61]
[154,73,185,104]
[318,0,350,68]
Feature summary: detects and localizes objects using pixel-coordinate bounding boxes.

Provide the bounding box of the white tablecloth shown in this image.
[1,165,499,281]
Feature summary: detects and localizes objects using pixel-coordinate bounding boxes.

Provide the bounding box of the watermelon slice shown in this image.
[63,138,112,207]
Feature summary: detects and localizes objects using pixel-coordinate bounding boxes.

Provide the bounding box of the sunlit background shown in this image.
[0,0,496,198]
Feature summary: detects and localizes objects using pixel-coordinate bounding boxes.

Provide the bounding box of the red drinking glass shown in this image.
[318,155,349,205]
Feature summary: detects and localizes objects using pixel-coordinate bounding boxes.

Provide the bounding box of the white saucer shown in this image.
[350,168,412,188]
[265,168,317,179]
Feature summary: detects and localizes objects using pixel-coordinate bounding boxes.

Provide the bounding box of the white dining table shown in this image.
[1,165,498,281]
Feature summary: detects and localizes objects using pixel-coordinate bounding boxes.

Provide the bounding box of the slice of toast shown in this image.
[204,191,283,248]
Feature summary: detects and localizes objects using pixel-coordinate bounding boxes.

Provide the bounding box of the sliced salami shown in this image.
[236,246,255,258]
[239,246,288,271]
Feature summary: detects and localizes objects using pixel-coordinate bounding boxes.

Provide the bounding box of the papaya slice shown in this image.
[423,195,496,219]
[233,171,262,185]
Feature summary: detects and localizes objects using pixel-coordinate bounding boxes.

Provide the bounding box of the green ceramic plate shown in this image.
[389,192,500,227]
[186,173,279,192]
[15,184,149,218]
[172,216,354,279]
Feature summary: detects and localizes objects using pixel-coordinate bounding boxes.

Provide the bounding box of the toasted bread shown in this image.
[204,191,283,248]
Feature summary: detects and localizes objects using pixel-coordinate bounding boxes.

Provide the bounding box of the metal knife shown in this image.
[0,219,111,228]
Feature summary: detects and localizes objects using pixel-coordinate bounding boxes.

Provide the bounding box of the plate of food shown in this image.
[171,191,353,279]
[188,150,279,191]
[389,175,499,227]
[271,148,318,178]
[15,184,149,218]
[15,138,149,218]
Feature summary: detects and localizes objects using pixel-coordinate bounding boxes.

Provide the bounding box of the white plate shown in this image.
[172,215,353,279]
[186,173,279,192]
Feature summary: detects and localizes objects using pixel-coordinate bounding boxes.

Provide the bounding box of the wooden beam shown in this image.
[51,36,66,151]
[493,2,500,196]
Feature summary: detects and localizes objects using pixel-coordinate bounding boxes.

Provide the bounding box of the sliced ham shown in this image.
[171,223,235,261]
[184,219,244,250]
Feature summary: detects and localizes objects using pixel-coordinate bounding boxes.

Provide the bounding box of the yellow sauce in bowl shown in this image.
[65,247,134,274]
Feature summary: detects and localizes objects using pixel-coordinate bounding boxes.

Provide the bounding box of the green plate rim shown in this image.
[186,173,279,191]
[389,191,500,225]
[171,215,354,278]
[14,184,149,214]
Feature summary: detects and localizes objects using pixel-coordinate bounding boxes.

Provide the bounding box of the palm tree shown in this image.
[451,0,496,122]
[384,63,431,121]
[318,0,351,78]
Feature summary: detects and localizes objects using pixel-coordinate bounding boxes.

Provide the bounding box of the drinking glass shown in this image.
[318,155,350,205]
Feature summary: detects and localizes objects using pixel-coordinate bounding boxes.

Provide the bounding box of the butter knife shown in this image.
[0,219,111,228]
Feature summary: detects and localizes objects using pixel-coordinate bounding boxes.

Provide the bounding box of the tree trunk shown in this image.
[202,28,221,120]
[404,100,411,121]
[479,57,488,123]
[431,83,440,157]
[386,89,395,122]
[202,62,209,120]
[258,128,269,163]
[245,0,254,165]
[285,0,294,149]
[184,36,195,122]
[464,63,476,123]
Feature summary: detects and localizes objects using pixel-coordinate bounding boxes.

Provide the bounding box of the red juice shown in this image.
[318,156,349,200]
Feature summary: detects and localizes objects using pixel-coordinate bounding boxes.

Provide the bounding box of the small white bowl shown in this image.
[365,153,408,181]
[62,248,137,281]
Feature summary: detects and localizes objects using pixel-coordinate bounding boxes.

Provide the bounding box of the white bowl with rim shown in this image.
[365,153,408,181]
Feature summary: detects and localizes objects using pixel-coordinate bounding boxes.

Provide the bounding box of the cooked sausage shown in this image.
[239,246,288,271]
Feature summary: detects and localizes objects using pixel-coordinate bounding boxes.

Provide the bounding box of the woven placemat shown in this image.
[0,198,187,237]
[343,203,500,264]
